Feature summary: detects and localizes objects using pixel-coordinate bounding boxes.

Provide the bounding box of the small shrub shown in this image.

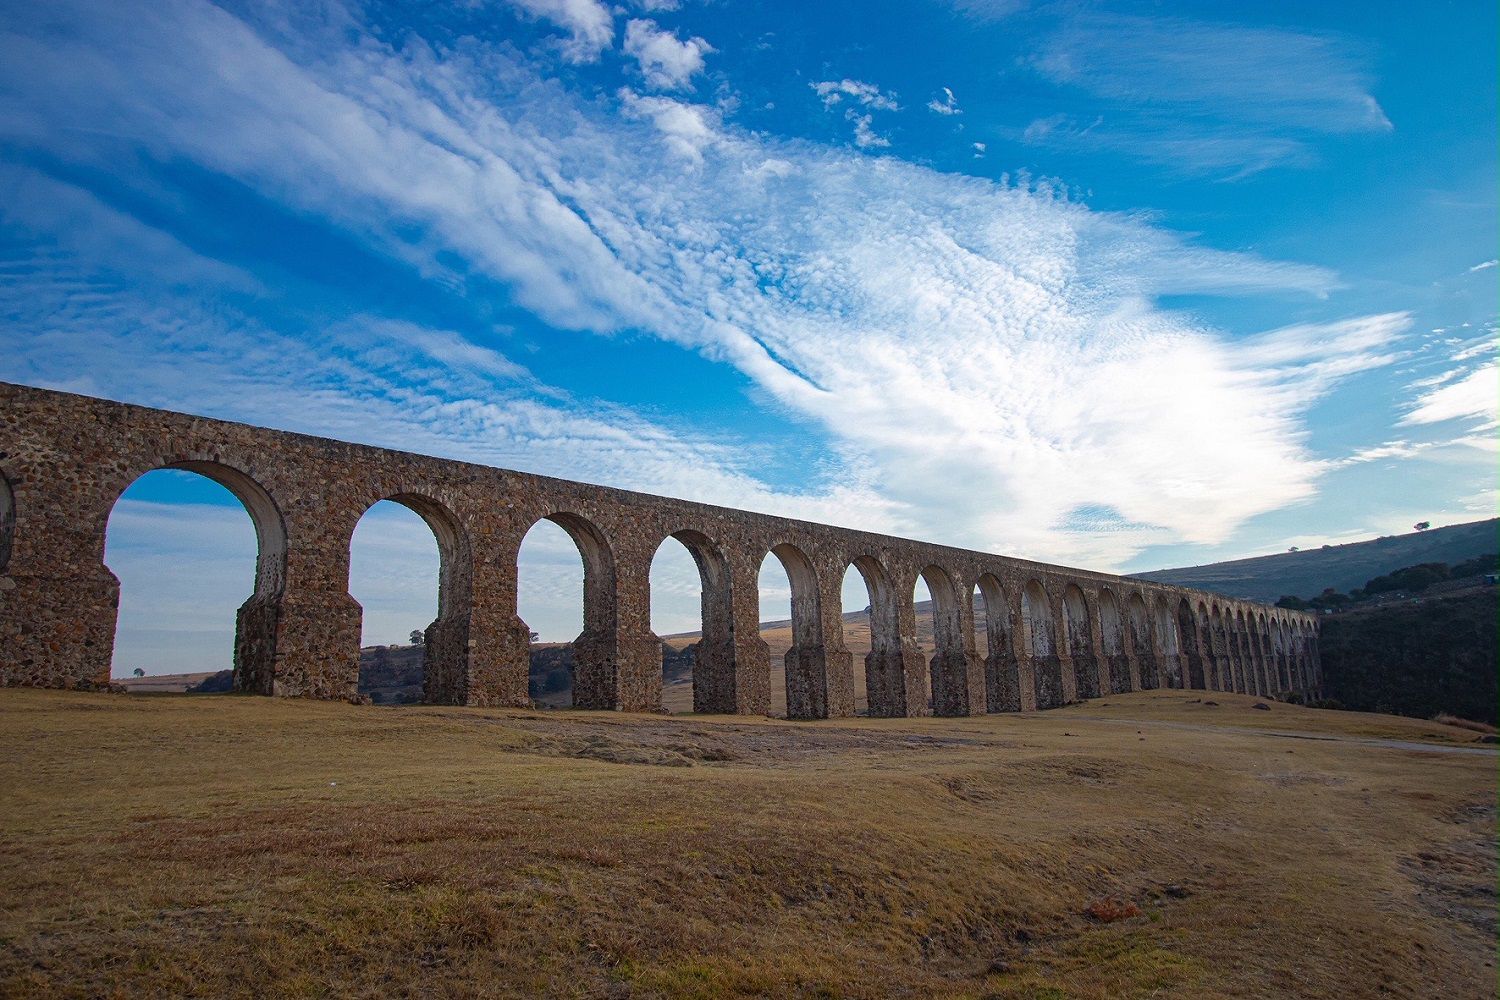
[1083,897,1141,922]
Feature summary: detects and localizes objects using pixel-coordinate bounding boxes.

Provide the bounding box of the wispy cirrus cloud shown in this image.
[1400,362,1500,442]
[0,0,1409,644]
[1023,13,1393,177]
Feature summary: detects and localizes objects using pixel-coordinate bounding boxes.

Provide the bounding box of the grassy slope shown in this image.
[1,689,1494,999]
[1319,589,1500,724]
[1134,518,1499,602]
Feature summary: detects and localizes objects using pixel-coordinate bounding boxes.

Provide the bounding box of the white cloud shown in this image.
[812,79,899,148]
[622,18,712,90]
[972,142,986,157]
[1025,14,1392,176]
[0,0,1402,642]
[811,79,899,111]
[927,87,962,116]
[503,0,614,62]
[1469,259,1497,272]
[1400,362,1499,432]
[619,89,720,162]
[847,111,889,148]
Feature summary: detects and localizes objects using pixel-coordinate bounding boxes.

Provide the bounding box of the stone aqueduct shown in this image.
[0,383,1320,716]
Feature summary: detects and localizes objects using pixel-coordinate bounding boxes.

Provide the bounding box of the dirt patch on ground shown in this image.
[1401,798,1498,940]
[491,713,1007,767]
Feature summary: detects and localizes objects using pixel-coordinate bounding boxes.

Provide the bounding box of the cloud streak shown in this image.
[1024,13,1393,176]
[0,0,1404,611]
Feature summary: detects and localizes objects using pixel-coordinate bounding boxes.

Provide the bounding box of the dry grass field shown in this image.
[1,688,1494,999]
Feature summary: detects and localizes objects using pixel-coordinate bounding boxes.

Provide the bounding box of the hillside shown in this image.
[1135,518,1499,602]
[1319,588,1499,724]
[1,688,1493,998]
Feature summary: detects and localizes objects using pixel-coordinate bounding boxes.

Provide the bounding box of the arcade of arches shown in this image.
[0,382,1321,717]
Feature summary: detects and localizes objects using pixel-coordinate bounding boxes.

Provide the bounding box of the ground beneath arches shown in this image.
[1,690,1493,998]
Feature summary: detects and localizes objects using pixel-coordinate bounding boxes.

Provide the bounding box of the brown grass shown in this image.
[0,689,1494,998]
[1432,713,1498,735]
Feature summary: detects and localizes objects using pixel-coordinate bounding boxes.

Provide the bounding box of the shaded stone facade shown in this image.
[0,382,1321,716]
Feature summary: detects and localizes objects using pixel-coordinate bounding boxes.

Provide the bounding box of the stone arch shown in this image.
[1177,598,1205,689]
[1256,610,1273,695]
[1098,589,1123,656]
[850,554,914,717]
[976,572,1020,712]
[1233,608,1250,694]
[109,460,289,694]
[519,511,618,709]
[1097,587,1131,694]
[766,542,830,719]
[1022,579,1063,708]
[1062,583,1100,699]
[1198,601,1217,689]
[0,466,14,574]
[353,492,473,704]
[1271,618,1288,692]
[1153,597,1180,687]
[917,564,968,716]
[657,528,733,714]
[1128,592,1158,689]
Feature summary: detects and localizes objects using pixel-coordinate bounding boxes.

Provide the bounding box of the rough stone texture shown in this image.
[0,383,1321,715]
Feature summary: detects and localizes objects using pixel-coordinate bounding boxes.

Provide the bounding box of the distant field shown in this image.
[0,689,1493,998]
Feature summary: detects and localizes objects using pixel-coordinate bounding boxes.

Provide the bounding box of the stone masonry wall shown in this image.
[0,382,1322,716]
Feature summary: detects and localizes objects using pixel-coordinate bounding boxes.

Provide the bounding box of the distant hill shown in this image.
[1134,519,1499,603]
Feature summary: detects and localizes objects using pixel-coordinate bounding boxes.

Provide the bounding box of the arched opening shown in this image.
[976,573,1020,712]
[651,530,730,714]
[517,513,615,709]
[1208,604,1226,691]
[0,469,14,574]
[105,463,285,693]
[760,543,827,719]
[1153,598,1180,688]
[1233,609,1251,694]
[1097,588,1129,694]
[847,556,909,717]
[1290,620,1303,692]
[917,565,967,716]
[1127,592,1158,689]
[1062,583,1099,699]
[1194,601,1213,689]
[1022,580,1062,708]
[1271,620,1287,692]
[1256,613,1271,694]
[1177,599,1205,689]
[349,496,461,705]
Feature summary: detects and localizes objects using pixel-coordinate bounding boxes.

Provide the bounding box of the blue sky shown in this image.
[0,0,1494,671]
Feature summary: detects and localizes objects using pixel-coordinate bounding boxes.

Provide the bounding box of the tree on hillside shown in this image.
[1364,562,1449,596]
[1275,595,1309,610]
[409,629,424,645]
[132,667,145,678]
[1413,521,1431,531]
